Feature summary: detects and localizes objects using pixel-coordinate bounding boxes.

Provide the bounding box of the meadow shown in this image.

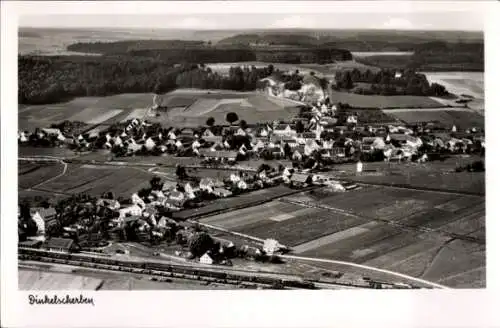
[198,185,485,288]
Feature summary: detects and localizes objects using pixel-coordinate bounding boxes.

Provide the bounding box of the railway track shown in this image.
[18,248,413,290]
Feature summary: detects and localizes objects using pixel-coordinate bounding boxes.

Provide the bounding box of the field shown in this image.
[18,89,304,132]
[329,90,443,109]
[330,159,485,195]
[19,269,104,290]
[198,184,485,288]
[38,164,155,197]
[18,160,65,189]
[383,108,484,129]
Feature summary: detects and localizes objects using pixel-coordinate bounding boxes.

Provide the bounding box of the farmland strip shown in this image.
[293,221,379,254]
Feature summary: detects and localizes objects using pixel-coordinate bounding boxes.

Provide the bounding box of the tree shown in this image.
[176,165,187,180]
[226,112,239,125]
[188,232,214,257]
[206,117,215,127]
[295,120,305,133]
[284,143,292,159]
[239,120,248,129]
[149,177,163,190]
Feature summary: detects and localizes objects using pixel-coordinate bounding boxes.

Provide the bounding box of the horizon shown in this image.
[18,12,484,32]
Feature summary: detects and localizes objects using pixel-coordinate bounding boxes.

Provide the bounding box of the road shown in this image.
[281,254,449,289]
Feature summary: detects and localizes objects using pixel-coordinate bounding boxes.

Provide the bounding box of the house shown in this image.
[263,239,280,255]
[198,149,238,162]
[202,129,223,143]
[289,173,313,188]
[268,146,284,158]
[42,238,75,253]
[200,252,214,265]
[292,150,303,161]
[332,147,346,158]
[18,239,43,249]
[119,204,143,218]
[346,113,358,125]
[273,124,297,137]
[361,137,386,153]
[30,207,57,230]
[18,131,29,142]
[169,191,185,203]
[41,128,62,137]
[199,178,215,192]
[213,187,233,198]
[235,128,247,136]
[389,134,422,149]
[145,137,156,150]
[252,139,266,152]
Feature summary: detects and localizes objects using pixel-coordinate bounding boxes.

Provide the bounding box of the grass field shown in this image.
[329,90,443,109]
[19,89,304,131]
[18,160,65,189]
[29,164,155,198]
[198,183,485,288]
[383,108,484,128]
[330,158,485,195]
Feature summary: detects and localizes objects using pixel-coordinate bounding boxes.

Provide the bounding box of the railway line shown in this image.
[18,248,418,290]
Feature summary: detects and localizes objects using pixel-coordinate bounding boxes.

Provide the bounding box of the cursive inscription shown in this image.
[28,294,95,306]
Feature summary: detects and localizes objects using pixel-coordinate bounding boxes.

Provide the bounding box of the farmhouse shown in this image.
[289,173,313,188]
[202,129,223,143]
[389,134,422,149]
[42,238,75,253]
[198,149,238,162]
[30,207,57,230]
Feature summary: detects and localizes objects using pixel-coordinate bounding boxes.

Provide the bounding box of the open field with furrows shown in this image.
[18,160,65,189]
[172,185,297,220]
[329,158,485,195]
[200,184,485,288]
[29,164,156,197]
[152,90,303,126]
[19,269,104,290]
[19,146,80,158]
[329,90,444,109]
[18,89,304,131]
[383,108,484,129]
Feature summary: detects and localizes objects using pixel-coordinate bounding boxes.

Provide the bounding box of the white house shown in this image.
[168,130,177,140]
[200,252,214,265]
[273,124,297,137]
[131,193,146,208]
[145,137,156,150]
[237,180,248,190]
[119,204,143,219]
[18,131,29,143]
[263,239,280,255]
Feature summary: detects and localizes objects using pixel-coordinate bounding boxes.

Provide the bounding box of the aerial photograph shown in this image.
[17,10,485,291]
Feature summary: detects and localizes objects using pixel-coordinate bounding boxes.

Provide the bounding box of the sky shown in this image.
[17,2,485,31]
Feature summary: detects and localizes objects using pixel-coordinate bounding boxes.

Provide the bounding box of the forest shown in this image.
[333,68,448,96]
[357,42,484,72]
[18,55,274,104]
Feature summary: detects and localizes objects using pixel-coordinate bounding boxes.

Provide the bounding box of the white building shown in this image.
[200,252,214,265]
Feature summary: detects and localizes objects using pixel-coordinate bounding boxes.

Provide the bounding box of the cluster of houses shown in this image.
[19,86,485,166]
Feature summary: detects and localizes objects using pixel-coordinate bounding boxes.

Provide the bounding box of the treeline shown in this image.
[217,33,319,47]
[357,41,484,72]
[128,48,256,64]
[67,40,208,53]
[18,55,274,104]
[256,48,352,64]
[64,40,353,65]
[334,68,448,97]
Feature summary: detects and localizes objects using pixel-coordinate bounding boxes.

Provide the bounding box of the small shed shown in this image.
[42,238,75,253]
